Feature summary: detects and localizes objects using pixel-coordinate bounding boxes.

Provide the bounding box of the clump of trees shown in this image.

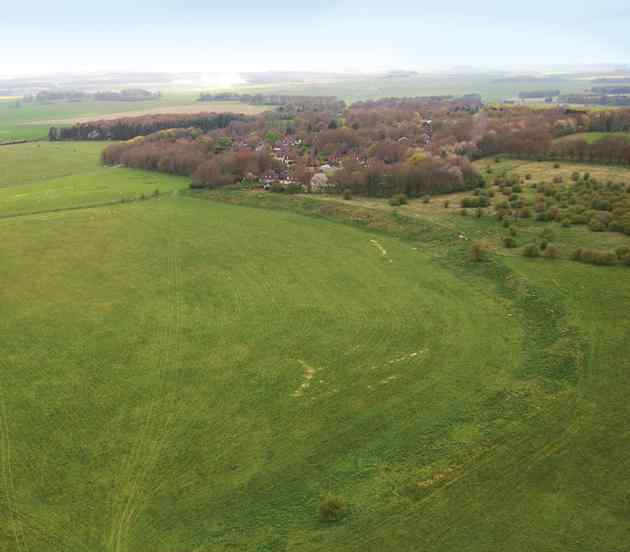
[26,89,159,103]
[102,129,282,188]
[551,135,630,165]
[199,92,345,110]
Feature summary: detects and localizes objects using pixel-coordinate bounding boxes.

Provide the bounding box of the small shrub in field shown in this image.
[544,245,560,259]
[572,248,618,266]
[343,188,352,200]
[389,193,407,206]
[539,240,548,251]
[502,220,510,228]
[525,173,532,180]
[583,172,591,181]
[270,182,284,193]
[503,236,517,248]
[540,228,555,242]
[615,246,630,260]
[443,200,450,208]
[486,165,493,174]
[422,195,431,204]
[461,196,489,208]
[154,189,160,196]
[460,208,468,216]
[495,157,501,163]
[571,172,580,182]
[571,248,584,261]
[286,183,302,194]
[509,226,517,236]
[523,244,540,258]
[470,241,488,262]
[553,162,561,169]
[320,495,345,522]
[553,176,563,184]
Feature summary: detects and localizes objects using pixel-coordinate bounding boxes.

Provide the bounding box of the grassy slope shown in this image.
[0,142,105,188]
[0,142,189,217]
[1,143,629,551]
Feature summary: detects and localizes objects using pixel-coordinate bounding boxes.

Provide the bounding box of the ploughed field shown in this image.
[1,143,629,551]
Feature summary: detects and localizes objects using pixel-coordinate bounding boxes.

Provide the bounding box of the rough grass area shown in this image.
[474,157,630,183]
[1,143,630,551]
[209,178,630,263]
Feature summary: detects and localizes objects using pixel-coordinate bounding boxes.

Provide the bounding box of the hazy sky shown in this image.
[3,0,629,75]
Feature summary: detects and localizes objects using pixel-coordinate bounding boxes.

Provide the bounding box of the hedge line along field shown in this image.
[1,142,630,551]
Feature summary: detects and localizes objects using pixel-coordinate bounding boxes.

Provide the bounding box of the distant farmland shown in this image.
[0,94,267,142]
[20,101,268,126]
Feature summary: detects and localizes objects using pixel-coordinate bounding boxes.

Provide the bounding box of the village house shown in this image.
[310,172,334,193]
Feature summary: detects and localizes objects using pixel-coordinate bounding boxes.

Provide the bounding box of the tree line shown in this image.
[198,92,345,110]
[25,89,160,103]
[50,113,249,141]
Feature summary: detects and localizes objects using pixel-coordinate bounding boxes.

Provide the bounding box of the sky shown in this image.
[2,0,629,76]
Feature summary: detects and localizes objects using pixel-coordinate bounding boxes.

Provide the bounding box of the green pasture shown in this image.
[0,142,629,551]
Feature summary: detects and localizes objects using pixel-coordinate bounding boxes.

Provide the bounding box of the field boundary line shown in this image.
[0,194,166,221]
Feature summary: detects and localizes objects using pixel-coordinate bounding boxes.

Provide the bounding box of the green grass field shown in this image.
[1,143,630,551]
[0,143,189,218]
[553,131,630,145]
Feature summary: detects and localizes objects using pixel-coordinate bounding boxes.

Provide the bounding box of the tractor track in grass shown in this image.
[108,202,184,552]
[0,357,93,552]
[355,396,581,550]
[0,384,26,552]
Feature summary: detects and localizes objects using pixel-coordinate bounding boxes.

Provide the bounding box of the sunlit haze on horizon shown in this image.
[3,0,629,76]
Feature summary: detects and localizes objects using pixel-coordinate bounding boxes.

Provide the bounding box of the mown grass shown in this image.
[1,143,629,551]
[0,142,105,188]
[0,142,189,217]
